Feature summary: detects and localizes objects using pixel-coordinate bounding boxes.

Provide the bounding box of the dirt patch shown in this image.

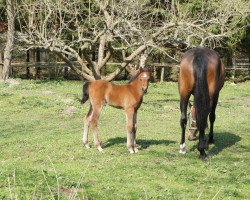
[42,90,53,95]
[5,79,20,86]
[63,98,74,104]
[63,106,77,115]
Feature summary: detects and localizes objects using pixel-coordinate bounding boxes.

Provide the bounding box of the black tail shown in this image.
[193,52,210,131]
[82,82,90,104]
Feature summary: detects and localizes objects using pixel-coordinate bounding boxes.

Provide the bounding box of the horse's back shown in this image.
[179,47,224,97]
[88,80,110,104]
[88,80,133,108]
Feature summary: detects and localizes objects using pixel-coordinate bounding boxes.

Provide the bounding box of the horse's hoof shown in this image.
[199,153,207,159]
[85,144,91,149]
[97,146,103,152]
[179,143,186,154]
[134,147,139,153]
[128,148,135,154]
[208,138,215,144]
[188,135,197,141]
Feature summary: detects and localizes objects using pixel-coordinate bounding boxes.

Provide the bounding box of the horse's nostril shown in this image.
[142,88,147,94]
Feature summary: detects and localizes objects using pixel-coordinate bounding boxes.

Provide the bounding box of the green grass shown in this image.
[0,79,249,199]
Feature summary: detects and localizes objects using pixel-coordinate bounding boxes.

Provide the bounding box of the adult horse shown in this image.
[81,68,151,153]
[178,47,225,159]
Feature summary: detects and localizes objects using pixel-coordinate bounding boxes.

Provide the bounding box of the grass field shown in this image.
[0,79,249,199]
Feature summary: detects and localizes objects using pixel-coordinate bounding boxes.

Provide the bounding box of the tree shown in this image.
[16,0,250,80]
[0,0,15,80]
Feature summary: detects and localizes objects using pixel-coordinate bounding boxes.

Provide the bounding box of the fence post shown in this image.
[232,57,236,82]
[26,50,30,79]
[160,67,164,82]
[35,48,41,79]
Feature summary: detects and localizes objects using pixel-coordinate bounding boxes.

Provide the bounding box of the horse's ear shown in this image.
[147,65,153,73]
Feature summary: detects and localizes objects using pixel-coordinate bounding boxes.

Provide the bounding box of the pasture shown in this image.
[0,80,249,199]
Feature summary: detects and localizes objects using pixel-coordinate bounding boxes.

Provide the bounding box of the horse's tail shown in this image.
[193,53,210,131]
[82,82,90,104]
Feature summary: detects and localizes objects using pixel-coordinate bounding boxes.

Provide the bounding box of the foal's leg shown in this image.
[132,111,138,153]
[90,104,103,151]
[82,105,93,148]
[126,108,136,154]
[179,96,189,154]
[208,93,219,144]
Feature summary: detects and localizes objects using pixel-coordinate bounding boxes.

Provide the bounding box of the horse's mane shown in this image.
[128,68,150,83]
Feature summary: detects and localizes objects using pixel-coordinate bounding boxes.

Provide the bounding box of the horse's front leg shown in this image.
[132,111,138,153]
[126,108,136,154]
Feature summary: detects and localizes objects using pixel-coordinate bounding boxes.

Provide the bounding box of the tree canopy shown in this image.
[1,0,249,80]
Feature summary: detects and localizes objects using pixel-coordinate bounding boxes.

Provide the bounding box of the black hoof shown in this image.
[208,138,215,144]
[199,153,207,159]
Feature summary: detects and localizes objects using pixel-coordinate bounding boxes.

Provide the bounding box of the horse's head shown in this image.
[138,67,151,94]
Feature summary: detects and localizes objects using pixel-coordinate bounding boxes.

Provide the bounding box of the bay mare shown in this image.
[178,47,225,159]
[81,68,151,153]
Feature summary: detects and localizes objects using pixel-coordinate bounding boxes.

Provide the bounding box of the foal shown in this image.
[81,68,151,153]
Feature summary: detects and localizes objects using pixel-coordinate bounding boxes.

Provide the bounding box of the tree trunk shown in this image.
[0,53,3,79]
[2,0,15,80]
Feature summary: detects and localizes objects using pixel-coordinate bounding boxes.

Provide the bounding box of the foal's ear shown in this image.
[139,67,144,72]
[146,65,153,73]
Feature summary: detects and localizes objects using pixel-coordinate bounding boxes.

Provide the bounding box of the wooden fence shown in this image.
[1,59,249,81]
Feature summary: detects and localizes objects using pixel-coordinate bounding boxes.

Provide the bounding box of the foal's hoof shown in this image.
[128,148,135,154]
[97,146,104,152]
[134,147,139,153]
[84,144,91,149]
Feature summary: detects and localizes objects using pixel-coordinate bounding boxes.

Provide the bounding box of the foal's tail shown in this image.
[82,82,90,104]
[193,53,210,131]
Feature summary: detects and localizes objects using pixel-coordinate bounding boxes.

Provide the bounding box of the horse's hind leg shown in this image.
[208,93,219,144]
[179,96,190,154]
[90,104,103,151]
[82,105,93,148]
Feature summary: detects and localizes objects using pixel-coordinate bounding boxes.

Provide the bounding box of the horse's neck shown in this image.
[129,79,143,97]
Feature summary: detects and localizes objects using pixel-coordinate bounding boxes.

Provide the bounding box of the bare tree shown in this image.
[16,0,249,80]
[1,0,15,80]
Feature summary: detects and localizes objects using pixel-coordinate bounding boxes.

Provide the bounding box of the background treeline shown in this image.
[0,0,249,81]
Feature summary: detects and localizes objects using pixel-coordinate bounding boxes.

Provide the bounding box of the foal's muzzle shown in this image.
[142,88,148,94]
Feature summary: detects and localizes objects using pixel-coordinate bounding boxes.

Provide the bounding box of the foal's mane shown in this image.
[128,68,149,83]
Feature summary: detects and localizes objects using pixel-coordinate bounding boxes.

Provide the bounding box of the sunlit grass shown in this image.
[0,80,249,199]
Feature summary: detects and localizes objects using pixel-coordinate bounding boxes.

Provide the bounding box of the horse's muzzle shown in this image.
[142,88,148,94]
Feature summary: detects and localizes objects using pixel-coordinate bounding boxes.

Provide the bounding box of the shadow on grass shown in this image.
[189,132,241,155]
[143,99,180,105]
[103,137,176,149]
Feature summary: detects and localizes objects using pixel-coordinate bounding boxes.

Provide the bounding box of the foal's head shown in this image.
[132,67,151,94]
